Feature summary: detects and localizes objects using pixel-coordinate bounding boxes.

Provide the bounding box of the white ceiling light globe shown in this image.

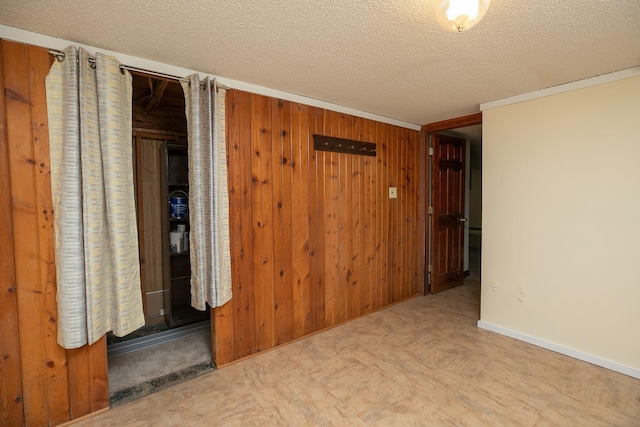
[435,0,491,33]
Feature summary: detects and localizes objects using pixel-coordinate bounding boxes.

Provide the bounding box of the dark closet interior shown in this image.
[130,72,209,330]
[106,73,213,406]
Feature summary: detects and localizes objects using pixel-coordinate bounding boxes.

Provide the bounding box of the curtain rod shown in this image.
[48,49,229,90]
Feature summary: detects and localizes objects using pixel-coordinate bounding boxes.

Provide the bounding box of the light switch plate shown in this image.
[389,187,397,199]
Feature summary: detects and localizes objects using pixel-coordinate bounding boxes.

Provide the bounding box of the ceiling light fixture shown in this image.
[435,0,490,33]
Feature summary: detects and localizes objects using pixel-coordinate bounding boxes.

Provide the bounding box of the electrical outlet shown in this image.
[389,187,397,199]
[160,308,165,316]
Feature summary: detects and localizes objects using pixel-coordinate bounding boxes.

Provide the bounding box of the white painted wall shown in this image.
[480,75,640,377]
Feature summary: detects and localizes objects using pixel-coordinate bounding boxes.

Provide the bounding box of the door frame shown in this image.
[421,112,482,294]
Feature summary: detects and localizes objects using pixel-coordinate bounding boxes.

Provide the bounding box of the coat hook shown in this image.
[313,135,376,157]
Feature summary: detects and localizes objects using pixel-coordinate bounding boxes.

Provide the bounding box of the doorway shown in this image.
[106,72,212,406]
[423,113,482,293]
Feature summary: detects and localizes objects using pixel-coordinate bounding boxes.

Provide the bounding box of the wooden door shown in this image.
[430,134,466,293]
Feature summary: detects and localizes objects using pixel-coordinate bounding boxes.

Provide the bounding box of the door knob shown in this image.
[459,217,468,222]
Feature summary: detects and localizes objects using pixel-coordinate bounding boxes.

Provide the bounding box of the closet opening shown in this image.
[106,72,212,406]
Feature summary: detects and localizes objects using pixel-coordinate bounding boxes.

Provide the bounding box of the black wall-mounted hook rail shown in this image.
[313,135,377,157]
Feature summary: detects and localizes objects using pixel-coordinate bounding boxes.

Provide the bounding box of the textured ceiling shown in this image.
[1,0,639,126]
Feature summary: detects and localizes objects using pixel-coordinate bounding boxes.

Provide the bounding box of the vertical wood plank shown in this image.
[332,112,342,327]
[66,348,90,419]
[398,128,406,299]
[349,116,359,318]
[399,128,407,298]
[272,98,294,345]
[387,125,397,303]
[344,115,358,320]
[67,340,107,419]
[374,121,383,311]
[251,94,276,352]
[212,301,234,367]
[239,90,258,359]
[360,117,368,314]
[363,119,375,313]
[280,102,295,338]
[336,114,349,325]
[234,92,257,358]
[356,118,367,315]
[290,102,304,337]
[213,90,240,366]
[270,97,285,345]
[396,126,406,302]
[291,104,318,335]
[325,111,339,326]
[405,129,415,297]
[230,90,255,360]
[402,128,409,298]
[374,120,382,308]
[383,123,392,306]
[0,39,25,427]
[291,102,312,337]
[298,103,313,336]
[28,44,74,424]
[377,122,389,308]
[388,124,396,302]
[88,337,109,412]
[3,39,49,427]
[308,107,326,330]
[383,123,391,305]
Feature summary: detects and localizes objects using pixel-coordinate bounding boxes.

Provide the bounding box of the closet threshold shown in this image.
[107,320,210,358]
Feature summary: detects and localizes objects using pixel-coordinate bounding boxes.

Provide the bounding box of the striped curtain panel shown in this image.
[181,76,232,310]
[47,46,144,349]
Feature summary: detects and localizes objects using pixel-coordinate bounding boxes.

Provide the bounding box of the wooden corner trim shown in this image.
[421,112,482,133]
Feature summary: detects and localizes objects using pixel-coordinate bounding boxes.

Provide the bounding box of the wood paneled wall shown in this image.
[213,90,426,366]
[0,40,108,427]
[0,39,427,425]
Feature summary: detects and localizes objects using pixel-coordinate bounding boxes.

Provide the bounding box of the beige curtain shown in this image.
[47,46,144,349]
[181,76,232,310]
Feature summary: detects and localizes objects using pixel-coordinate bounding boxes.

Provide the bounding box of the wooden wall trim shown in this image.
[0,39,25,427]
[421,112,482,133]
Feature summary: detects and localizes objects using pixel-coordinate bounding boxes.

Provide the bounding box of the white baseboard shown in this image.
[477,320,640,380]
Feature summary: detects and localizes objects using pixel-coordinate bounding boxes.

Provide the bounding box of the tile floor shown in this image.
[72,278,640,426]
